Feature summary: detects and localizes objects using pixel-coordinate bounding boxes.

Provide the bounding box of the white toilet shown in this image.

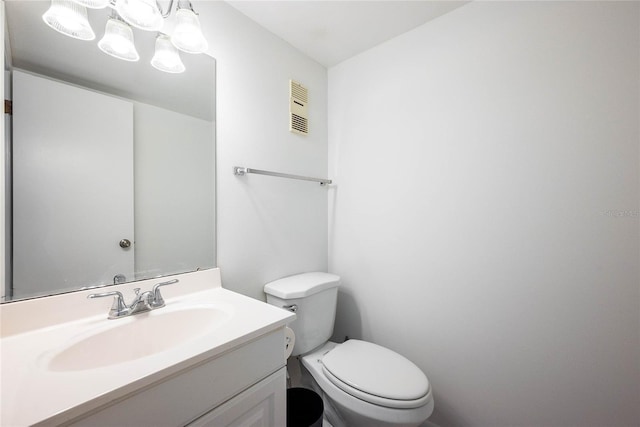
[264,272,434,427]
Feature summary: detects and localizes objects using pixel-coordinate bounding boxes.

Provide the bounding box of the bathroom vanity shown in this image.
[0,269,294,426]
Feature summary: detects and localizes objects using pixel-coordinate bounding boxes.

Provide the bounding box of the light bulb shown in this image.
[42,0,95,40]
[151,34,186,73]
[71,0,110,9]
[115,0,163,31]
[171,8,208,54]
[98,18,140,61]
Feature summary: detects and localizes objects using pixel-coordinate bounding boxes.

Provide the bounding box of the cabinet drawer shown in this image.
[68,329,285,427]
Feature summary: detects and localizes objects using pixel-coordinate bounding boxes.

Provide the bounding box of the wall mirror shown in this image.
[3,0,216,303]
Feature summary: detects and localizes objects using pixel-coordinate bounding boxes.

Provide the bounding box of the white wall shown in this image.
[328,2,639,426]
[198,2,328,300]
[134,102,215,279]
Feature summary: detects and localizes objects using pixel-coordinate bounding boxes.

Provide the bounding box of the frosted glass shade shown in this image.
[115,0,163,31]
[98,18,140,61]
[151,35,185,73]
[171,8,208,54]
[72,0,110,9]
[42,0,95,41]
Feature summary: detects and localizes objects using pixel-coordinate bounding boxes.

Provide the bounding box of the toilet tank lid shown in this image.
[264,272,340,299]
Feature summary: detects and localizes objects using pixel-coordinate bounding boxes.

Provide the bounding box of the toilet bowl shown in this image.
[264,272,434,427]
[301,341,434,427]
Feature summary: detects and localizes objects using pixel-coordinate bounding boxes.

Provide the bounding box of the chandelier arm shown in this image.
[178,0,198,14]
[158,0,176,18]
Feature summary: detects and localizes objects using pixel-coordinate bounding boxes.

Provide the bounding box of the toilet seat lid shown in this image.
[321,340,430,409]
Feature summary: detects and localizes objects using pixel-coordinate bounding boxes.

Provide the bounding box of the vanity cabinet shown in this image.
[67,329,286,427]
[188,368,285,427]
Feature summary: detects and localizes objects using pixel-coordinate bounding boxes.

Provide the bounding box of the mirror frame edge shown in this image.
[1,0,7,303]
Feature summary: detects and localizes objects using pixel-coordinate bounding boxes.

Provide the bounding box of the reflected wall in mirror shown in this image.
[3,0,216,302]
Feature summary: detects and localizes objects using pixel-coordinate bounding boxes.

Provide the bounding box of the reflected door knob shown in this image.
[119,239,131,249]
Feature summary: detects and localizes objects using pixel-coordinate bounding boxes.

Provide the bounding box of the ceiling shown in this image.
[4,1,467,115]
[226,0,469,67]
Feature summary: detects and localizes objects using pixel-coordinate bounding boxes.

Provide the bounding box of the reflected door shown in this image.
[12,70,134,298]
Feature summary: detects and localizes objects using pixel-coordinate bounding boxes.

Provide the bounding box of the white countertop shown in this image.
[0,269,294,426]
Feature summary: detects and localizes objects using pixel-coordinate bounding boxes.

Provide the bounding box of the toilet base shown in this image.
[298,359,346,427]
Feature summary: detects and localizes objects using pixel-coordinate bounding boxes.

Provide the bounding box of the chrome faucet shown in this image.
[88,279,178,319]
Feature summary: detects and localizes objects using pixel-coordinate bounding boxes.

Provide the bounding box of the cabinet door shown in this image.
[188,368,286,427]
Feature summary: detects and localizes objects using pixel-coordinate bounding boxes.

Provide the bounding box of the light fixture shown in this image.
[42,0,95,41]
[41,0,209,73]
[115,0,163,31]
[171,3,207,54]
[151,34,185,73]
[98,17,140,62]
[73,0,110,9]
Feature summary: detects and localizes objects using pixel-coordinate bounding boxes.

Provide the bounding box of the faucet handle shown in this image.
[87,291,127,318]
[151,279,179,308]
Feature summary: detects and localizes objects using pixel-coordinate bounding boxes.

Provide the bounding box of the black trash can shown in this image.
[287,387,324,427]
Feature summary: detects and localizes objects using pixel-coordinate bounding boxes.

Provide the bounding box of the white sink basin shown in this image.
[44,304,232,371]
[1,269,297,427]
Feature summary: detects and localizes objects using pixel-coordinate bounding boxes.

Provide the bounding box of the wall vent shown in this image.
[289,80,308,135]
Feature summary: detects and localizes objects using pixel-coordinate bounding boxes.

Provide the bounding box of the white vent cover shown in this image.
[290,80,308,135]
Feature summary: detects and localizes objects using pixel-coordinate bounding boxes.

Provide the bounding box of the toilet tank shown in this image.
[264,272,340,356]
